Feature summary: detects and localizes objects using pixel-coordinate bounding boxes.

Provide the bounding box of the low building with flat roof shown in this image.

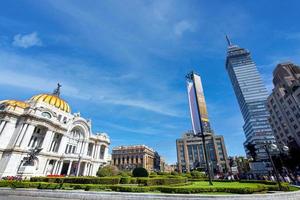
[176,131,229,173]
[111,145,164,172]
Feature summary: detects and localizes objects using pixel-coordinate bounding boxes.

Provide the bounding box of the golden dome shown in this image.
[0,100,29,109]
[30,94,71,113]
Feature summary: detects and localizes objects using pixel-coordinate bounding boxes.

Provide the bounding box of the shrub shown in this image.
[132,167,148,177]
[97,165,119,177]
[191,171,206,179]
[118,170,132,177]
[37,183,62,190]
[120,177,131,184]
[171,171,178,176]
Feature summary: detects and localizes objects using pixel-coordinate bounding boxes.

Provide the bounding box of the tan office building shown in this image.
[267,62,300,149]
[176,131,229,173]
[112,145,163,171]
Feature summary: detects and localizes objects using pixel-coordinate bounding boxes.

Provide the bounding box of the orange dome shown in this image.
[30,94,71,113]
[0,100,29,109]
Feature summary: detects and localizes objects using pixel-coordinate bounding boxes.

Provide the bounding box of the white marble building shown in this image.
[0,85,110,178]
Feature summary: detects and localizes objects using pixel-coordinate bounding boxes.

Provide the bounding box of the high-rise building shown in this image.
[225,36,275,160]
[267,62,300,149]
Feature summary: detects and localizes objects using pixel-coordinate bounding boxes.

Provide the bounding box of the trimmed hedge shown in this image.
[158,185,267,194]
[0,180,297,194]
[30,177,120,185]
[239,180,277,185]
[136,177,187,186]
[30,176,187,186]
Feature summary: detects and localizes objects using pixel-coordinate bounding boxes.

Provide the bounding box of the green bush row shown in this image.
[30,176,187,186]
[158,186,267,194]
[239,180,277,185]
[0,181,296,194]
[136,177,187,186]
[30,177,121,185]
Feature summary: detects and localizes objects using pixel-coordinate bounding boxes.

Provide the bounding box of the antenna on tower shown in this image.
[225,35,232,46]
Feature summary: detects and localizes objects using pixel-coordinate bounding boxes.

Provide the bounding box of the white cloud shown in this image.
[12,32,42,48]
[0,50,184,117]
[174,20,194,37]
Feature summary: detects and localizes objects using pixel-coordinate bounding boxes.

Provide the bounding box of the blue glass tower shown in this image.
[225,36,275,160]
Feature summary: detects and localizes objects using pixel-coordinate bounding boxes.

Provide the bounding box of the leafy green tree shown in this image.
[132,167,149,177]
[97,165,119,177]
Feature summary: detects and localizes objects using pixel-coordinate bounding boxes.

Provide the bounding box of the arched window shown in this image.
[41,112,51,119]
[65,127,84,154]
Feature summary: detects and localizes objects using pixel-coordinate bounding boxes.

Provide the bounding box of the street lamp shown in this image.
[262,141,287,191]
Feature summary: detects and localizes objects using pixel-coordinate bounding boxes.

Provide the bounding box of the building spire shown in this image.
[226,35,232,46]
[53,83,62,96]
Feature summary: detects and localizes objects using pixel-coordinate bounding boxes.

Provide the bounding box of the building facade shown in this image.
[267,62,300,149]
[0,85,110,178]
[176,132,229,173]
[112,145,164,172]
[225,37,275,160]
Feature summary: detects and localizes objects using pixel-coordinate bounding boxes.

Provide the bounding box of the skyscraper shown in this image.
[225,36,275,160]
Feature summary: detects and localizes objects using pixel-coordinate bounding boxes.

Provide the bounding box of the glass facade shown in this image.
[225,42,275,160]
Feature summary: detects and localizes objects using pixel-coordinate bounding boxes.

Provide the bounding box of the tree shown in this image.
[132,167,149,177]
[97,165,119,177]
[245,143,257,162]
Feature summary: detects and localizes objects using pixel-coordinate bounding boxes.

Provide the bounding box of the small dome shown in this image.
[30,94,71,113]
[0,100,29,109]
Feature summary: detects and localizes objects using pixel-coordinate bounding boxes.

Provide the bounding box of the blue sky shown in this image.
[0,1,299,164]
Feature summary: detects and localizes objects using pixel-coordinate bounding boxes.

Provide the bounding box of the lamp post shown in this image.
[186,71,213,185]
[262,141,285,191]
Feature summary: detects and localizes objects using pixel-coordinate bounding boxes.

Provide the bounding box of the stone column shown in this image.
[94,144,100,159]
[81,142,88,156]
[76,162,81,177]
[43,159,50,175]
[41,130,54,152]
[20,124,36,149]
[52,160,59,175]
[15,123,29,147]
[58,135,68,154]
[143,155,146,169]
[57,161,64,175]
[67,161,73,176]
[85,163,90,176]
[91,143,95,158]
[0,120,7,135]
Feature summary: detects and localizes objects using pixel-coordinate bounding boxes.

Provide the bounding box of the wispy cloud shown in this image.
[0,50,184,117]
[174,20,195,37]
[12,32,42,48]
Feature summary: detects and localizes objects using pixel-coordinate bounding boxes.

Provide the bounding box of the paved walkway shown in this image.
[0,188,299,200]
